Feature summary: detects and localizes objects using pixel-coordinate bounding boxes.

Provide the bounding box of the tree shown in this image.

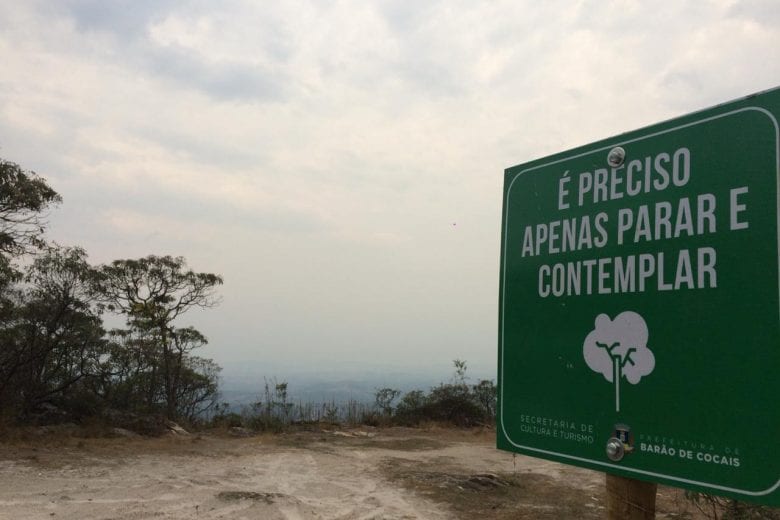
[90,326,220,421]
[394,389,427,425]
[0,246,105,417]
[452,359,468,385]
[173,355,220,421]
[395,360,489,427]
[94,255,223,419]
[0,159,61,286]
[374,387,400,416]
[472,379,497,421]
[92,327,165,414]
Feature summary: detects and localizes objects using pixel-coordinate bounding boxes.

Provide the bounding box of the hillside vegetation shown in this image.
[0,158,223,429]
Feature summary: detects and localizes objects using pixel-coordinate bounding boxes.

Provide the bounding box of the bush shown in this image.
[245,414,287,433]
[421,384,485,426]
[394,390,427,425]
[211,412,244,429]
[393,361,496,427]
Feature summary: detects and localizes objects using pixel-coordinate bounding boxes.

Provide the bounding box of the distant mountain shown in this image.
[216,361,496,410]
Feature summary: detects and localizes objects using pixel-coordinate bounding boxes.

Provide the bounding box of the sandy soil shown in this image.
[0,426,705,519]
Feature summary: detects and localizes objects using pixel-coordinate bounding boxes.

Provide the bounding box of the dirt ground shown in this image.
[0,426,707,519]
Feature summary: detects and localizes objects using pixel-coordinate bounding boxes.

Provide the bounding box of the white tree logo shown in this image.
[583,311,655,412]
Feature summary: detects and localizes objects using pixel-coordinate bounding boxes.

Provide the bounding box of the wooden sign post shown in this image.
[606,474,657,519]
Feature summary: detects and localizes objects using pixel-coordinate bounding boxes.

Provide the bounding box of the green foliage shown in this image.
[0,245,106,417]
[389,361,496,427]
[95,255,223,325]
[245,378,295,432]
[0,156,224,429]
[374,387,400,416]
[213,411,245,428]
[321,402,340,424]
[91,326,220,421]
[0,245,223,424]
[396,389,426,411]
[0,159,61,295]
[0,159,60,256]
[395,359,496,426]
[409,383,485,427]
[175,356,221,420]
[452,359,468,384]
[471,379,497,420]
[94,255,223,419]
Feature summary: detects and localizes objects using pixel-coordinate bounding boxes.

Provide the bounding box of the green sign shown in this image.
[497,87,780,506]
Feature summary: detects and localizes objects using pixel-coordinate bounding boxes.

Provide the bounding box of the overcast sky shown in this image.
[0,1,778,379]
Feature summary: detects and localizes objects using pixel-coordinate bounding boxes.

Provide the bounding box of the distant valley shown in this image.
[217,362,496,410]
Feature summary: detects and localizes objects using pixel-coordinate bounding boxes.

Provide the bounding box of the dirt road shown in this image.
[0,427,702,519]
